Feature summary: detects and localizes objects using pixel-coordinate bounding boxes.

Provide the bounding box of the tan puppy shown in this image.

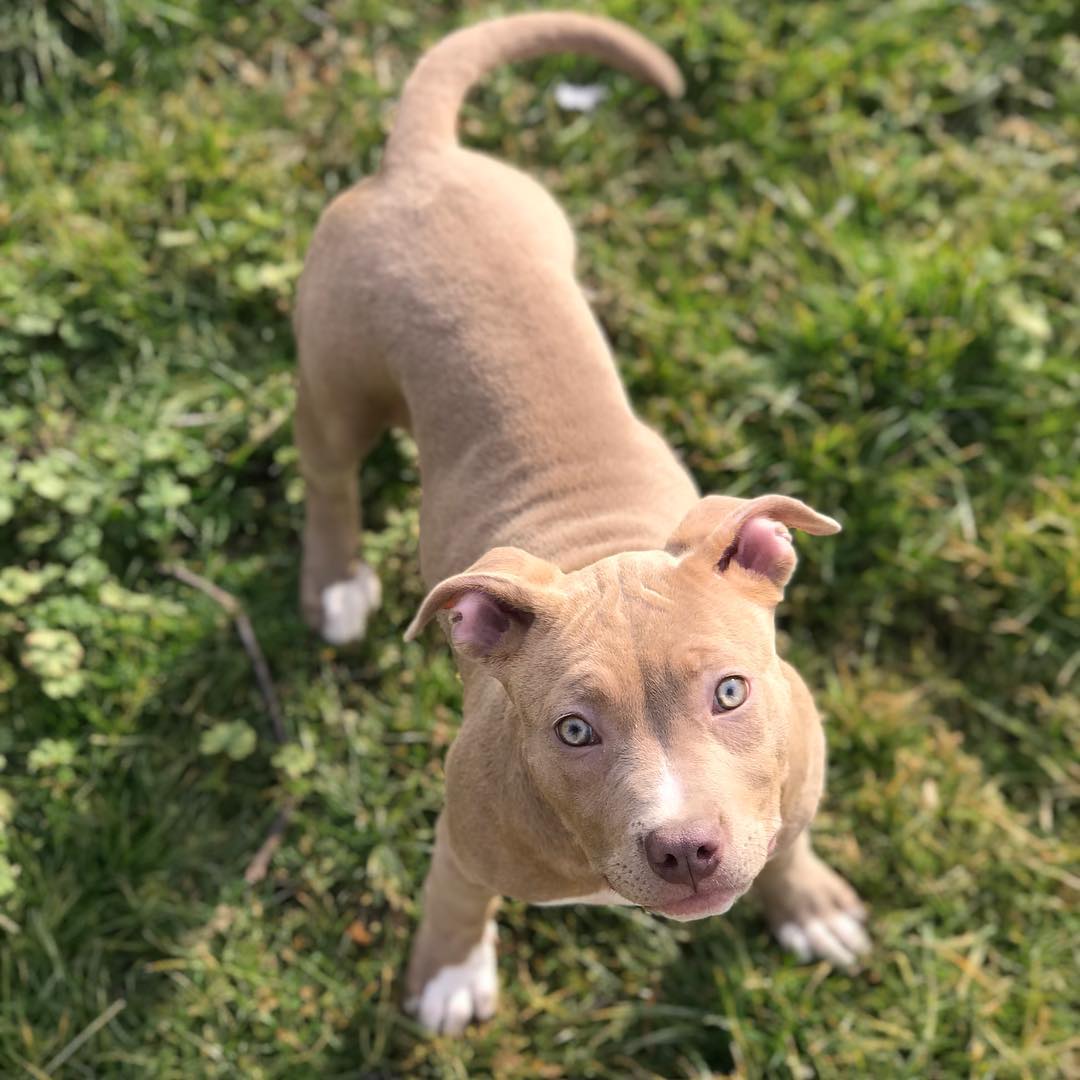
[293,12,869,1036]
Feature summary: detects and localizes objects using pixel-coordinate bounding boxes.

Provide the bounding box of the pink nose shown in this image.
[644,822,722,887]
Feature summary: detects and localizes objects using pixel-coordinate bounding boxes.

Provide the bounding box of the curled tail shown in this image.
[384,11,683,168]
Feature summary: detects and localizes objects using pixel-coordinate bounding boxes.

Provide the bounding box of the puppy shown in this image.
[293,12,869,1035]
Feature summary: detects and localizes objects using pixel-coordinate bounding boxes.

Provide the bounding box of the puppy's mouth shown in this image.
[647,884,745,922]
[602,874,748,923]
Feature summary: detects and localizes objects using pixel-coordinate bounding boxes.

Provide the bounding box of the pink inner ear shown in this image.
[448,591,513,654]
[733,517,796,580]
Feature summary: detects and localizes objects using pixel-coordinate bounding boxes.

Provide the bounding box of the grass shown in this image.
[0,0,1077,1075]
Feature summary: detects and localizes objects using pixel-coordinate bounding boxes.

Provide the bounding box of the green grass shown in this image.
[1,0,1077,1075]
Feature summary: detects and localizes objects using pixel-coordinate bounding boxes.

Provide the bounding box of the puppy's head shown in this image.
[407,494,840,920]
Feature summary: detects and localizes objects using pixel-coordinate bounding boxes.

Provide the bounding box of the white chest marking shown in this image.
[534,888,633,907]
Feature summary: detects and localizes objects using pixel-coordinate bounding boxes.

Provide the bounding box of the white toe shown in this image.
[831,911,872,956]
[804,916,857,967]
[473,972,498,1021]
[320,566,381,644]
[442,986,473,1036]
[776,921,812,961]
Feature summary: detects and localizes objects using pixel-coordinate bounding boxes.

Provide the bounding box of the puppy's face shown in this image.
[408,495,839,919]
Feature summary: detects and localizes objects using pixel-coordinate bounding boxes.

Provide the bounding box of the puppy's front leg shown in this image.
[406,815,501,1035]
[754,831,870,969]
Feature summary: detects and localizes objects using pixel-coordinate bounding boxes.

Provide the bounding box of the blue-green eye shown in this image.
[554,714,598,747]
[714,675,749,711]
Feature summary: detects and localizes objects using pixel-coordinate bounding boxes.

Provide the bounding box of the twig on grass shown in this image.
[160,563,287,745]
[43,998,126,1075]
[243,797,298,885]
[160,563,295,884]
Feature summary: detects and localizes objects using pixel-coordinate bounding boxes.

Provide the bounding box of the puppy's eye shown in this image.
[714,675,749,711]
[554,714,598,747]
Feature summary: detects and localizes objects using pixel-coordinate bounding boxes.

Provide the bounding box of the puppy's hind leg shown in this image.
[296,368,385,645]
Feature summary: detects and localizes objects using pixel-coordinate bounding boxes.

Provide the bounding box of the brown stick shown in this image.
[43,998,126,1075]
[160,563,287,746]
[242,797,298,885]
[160,563,294,883]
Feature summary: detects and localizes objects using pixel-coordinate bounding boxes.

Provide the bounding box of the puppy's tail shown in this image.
[383,12,682,169]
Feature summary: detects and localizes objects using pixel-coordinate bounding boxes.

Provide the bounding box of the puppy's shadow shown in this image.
[647,908,762,1075]
[510,902,746,1076]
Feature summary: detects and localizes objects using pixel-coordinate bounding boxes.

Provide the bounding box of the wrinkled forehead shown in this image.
[563,550,683,632]
[548,550,776,688]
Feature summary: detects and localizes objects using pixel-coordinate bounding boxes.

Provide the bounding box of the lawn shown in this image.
[1,0,1077,1076]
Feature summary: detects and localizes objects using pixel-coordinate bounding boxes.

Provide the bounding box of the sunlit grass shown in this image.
[0,1,1076,1075]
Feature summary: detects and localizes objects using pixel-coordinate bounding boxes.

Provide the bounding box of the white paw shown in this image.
[320,565,381,645]
[775,909,871,969]
[411,921,498,1036]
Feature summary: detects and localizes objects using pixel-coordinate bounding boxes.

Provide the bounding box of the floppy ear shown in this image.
[404,547,562,661]
[667,494,840,601]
